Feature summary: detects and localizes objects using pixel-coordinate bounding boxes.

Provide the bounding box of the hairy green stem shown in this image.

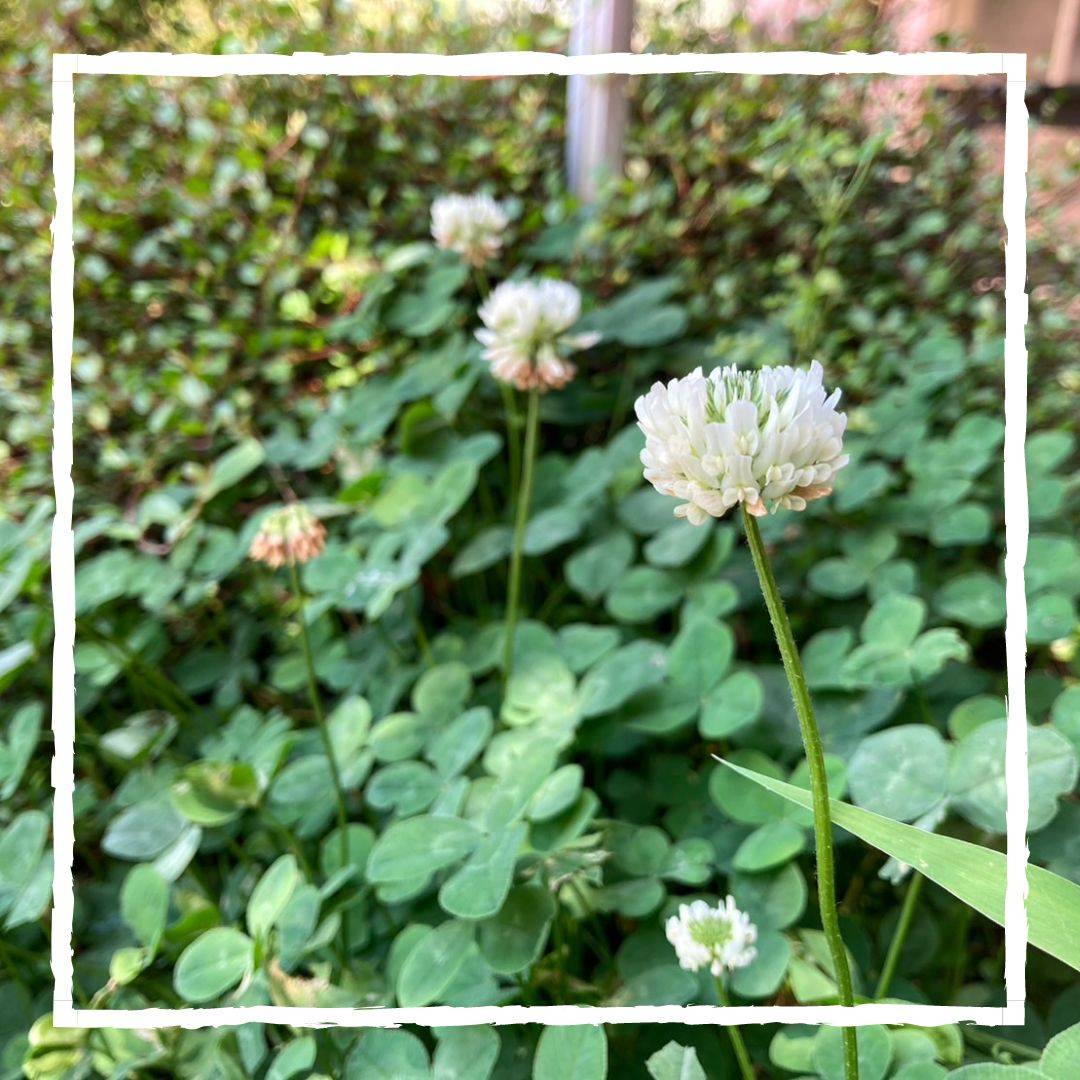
[500,382,522,506]
[715,976,756,1080]
[875,871,924,1000]
[503,387,540,680]
[287,559,351,959]
[741,507,858,1080]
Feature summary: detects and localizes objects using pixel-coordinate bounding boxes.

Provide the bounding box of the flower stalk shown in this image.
[503,386,540,680]
[465,259,598,682]
[666,896,757,1070]
[286,559,351,955]
[875,871,924,1000]
[741,506,858,1080]
[715,976,756,1080]
[499,381,522,506]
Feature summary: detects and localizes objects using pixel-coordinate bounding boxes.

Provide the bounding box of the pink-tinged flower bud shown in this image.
[249,504,326,568]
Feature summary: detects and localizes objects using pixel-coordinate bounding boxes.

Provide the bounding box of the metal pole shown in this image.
[1048,0,1080,87]
[566,0,634,202]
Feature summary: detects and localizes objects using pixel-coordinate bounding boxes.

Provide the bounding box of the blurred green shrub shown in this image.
[1,0,1079,1077]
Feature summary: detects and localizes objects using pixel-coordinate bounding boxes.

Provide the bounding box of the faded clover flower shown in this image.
[430,192,508,265]
[249,504,326,569]
[666,897,758,977]
[635,360,849,525]
[880,800,949,885]
[476,278,600,392]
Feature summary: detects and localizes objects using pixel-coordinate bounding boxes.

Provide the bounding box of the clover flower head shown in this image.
[666,896,758,976]
[249,504,326,568]
[475,278,601,392]
[430,192,508,265]
[635,360,849,525]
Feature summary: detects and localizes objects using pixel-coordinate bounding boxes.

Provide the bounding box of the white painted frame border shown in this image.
[51,49,1028,1031]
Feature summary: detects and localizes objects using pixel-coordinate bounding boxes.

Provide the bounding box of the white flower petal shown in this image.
[665,895,759,975]
[635,362,849,520]
[431,193,507,265]
[476,278,597,392]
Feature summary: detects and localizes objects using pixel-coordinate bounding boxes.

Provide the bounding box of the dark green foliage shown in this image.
[2,1,1079,1077]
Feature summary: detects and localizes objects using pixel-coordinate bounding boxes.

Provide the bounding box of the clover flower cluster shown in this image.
[430,192,508,266]
[249,504,326,568]
[635,360,849,524]
[476,279,600,392]
[665,897,758,976]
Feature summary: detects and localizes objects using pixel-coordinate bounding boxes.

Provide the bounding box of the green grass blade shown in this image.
[719,758,1080,973]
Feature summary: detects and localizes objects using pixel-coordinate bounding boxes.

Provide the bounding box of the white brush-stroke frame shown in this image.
[51,49,1028,1031]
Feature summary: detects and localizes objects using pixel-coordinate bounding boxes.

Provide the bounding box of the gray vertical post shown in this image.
[566,0,635,203]
[1048,0,1080,87]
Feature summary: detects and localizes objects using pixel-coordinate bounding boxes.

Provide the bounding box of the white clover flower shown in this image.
[880,800,949,885]
[666,897,758,976]
[430,193,508,265]
[635,360,849,525]
[476,278,601,392]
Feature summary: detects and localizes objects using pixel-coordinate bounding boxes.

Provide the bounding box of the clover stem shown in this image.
[503,387,540,681]
[947,904,975,999]
[875,870,924,1000]
[287,558,351,959]
[500,382,522,505]
[961,1029,1041,1062]
[741,507,858,1080]
[566,876,614,967]
[409,591,434,667]
[714,976,756,1080]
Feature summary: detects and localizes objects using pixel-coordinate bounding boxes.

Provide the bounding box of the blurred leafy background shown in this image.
[2,0,1080,1077]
